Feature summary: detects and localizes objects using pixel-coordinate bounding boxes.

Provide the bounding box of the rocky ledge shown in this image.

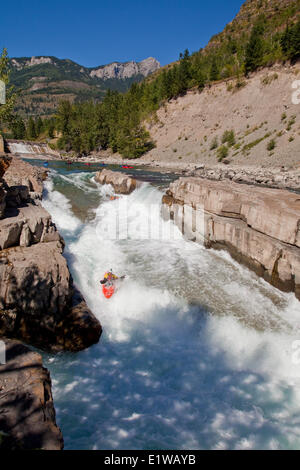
[95,169,139,194]
[0,156,102,352]
[0,339,63,450]
[162,177,300,300]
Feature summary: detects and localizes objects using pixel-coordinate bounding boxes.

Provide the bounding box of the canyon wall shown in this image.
[0,155,104,449]
[162,177,300,300]
[0,156,102,352]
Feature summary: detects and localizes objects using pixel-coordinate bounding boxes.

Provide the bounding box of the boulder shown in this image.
[3,156,46,197]
[0,338,63,450]
[0,242,102,352]
[95,169,138,194]
[0,204,62,250]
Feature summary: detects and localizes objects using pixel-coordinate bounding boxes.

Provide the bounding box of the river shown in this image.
[29,160,300,450]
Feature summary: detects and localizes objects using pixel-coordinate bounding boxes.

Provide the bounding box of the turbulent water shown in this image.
[37,161,300,450]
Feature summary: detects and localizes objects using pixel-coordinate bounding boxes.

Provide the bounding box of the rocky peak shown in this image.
[11,56,54,69]
[89,57,160,80]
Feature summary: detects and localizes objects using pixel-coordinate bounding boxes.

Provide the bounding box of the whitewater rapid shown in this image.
[42,169,300,450]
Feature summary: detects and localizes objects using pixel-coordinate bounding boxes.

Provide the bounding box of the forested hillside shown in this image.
[5,0,300,158]
[52,0,299,158]
[9,56,160,118]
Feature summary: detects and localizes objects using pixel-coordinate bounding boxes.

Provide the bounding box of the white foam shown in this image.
[43,170,300,450]
[42,179,82,233]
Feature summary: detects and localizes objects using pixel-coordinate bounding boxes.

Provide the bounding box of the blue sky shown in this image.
[1,0,244,67]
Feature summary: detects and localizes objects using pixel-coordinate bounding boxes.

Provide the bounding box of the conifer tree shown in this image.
[11,116,26,139]
[0,48,17,127]
[245,22,265,74]
[27,117,37,140]
[210,57,220,81]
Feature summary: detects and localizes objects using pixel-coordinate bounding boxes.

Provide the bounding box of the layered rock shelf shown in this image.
[95,169,139,194]
[162,177,300,300]
[0,156,102,352]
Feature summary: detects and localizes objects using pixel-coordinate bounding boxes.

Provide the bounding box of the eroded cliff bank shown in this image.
[162,177,300,301]
[0,156,102,352]
[143,64,300,169]
[0,155,102,449]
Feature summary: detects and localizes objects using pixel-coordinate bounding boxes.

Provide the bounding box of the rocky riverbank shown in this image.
[0,155,102,449]
[183,164,300,191]
[162,177,300,301]
[6,137,300,191]
[0,156,102,352]
[84,157,300,191]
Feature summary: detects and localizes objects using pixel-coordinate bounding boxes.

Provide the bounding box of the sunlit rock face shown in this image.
[90,57,160,80]
[0,157,102,352]
[95,169,139,194]
[11,56,53,69]
[162,177,300,300]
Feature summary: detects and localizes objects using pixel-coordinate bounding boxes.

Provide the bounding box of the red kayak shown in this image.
[102,282,115,299]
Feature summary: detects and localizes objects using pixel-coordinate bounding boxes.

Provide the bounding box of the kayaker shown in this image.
[100,271,125,285]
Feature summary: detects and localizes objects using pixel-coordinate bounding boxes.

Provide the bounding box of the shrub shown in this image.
[261,73,278,85]
[235,80,246,89]
[267,139,276,151]
[287,115,296,131]
[210,136,218,150]
[222,130,236,146]
[217,145,229,161]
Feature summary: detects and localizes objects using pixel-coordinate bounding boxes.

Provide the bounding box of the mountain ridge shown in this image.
[10,55,160,117]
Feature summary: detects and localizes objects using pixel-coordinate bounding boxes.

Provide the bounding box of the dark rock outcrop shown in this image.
[0,156,12,219]
[0,224,101,353]
[0,155,11,179]
[0,242,101,351]
[0,338,63,450]
[162,177,300,300]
